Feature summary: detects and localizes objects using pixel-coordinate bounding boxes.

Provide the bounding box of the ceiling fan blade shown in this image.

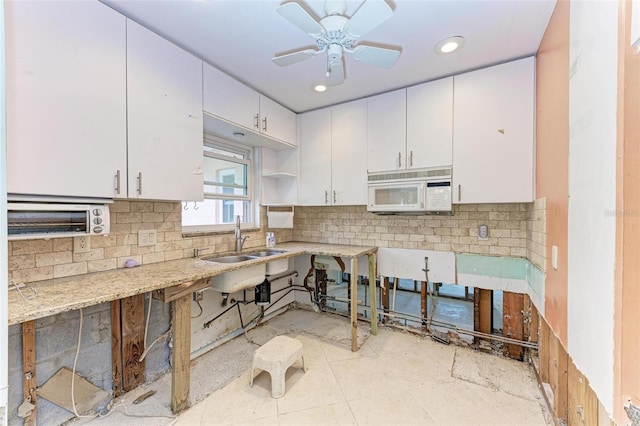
[277,2,324,37]
[344,0,393,38]
[326,60,345,86]
[352,45,400,68]
[272,49,318,67]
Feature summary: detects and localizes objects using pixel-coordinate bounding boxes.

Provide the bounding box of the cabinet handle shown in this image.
[410,151,413,167]
[398,152,402,168]
[137,172,143,196]
[325,190,328,205]
[458,184,461,202]
[262,116,268,132]
[254,114,259,129]
[333,190,337,204]
[115,170,121,195]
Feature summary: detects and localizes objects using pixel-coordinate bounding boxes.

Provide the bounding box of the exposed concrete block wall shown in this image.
[292,204,529,257]
[7,300,170,425]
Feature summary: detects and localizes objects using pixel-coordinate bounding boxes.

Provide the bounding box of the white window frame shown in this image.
[182,135,257,233]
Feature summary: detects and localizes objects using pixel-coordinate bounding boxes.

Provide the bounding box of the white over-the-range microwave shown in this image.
[7,199,111,240]
[367,167,453,214]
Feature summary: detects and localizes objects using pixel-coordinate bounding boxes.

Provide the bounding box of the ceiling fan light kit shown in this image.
[273,0,401,87]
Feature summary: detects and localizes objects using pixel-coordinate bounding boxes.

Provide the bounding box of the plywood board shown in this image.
[37,367,109,415]
[503,292,524,360]
[550,333,568,422]
[171,294,191,413]
[110,300,123,397]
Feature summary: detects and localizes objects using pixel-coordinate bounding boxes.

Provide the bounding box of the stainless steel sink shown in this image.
[204,254,255,263]
[245,250,285,257]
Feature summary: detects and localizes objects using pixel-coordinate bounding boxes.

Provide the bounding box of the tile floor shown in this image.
[80,308,551,426]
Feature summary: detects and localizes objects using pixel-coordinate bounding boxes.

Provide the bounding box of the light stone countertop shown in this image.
[8,242,377,325]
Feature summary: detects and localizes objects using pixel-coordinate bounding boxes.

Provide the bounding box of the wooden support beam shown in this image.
[381,276,389,324]
[526,295,539,343]
[110,300,123,398]
[121,294,146,391]
[368,253,377,335]
[171,294,191,413]
[473,288,493,344]
[350,256,358,352]
[153,278,209,303]
[22,320,36,426]
[503,291,524,360]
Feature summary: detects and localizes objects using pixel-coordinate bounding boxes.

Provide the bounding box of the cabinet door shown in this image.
[203,62,260,131]
[332,99,367,205]
[453,57,535,203]
[5,1,127,199]
[127,20,203,201]
[259,96,297,145]
[407,77,453,169]
[367,89,407,172]
[299,109,332,206]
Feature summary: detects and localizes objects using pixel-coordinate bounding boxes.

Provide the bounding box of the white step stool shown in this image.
[250,335,306,398]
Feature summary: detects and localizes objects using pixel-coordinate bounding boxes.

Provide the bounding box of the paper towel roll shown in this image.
[267,210,293,228]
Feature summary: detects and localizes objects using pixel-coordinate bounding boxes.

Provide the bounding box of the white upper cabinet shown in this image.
[453,57,535,204]
[127,19,204,201]
[331,99,368,205]
[367,89,407,172]
[299,109,332,206]
[406,77,454,169]
[5,1,127,199]
[299,100,367,206]
[203,63,260,130]
[203,63,297,146]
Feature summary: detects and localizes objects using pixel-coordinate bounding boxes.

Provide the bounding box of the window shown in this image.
[182,136,255,232]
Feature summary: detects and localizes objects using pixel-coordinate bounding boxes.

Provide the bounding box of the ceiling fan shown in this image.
[272,0,401,87]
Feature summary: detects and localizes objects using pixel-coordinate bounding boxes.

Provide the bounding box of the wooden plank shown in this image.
[421,280,428,332]
[529,297,539,343]
[550,333,569,422]
[381,276,389,324]
[503,291,524,360]
[568,359,599,425]
[171,294,191,413]
[540,318,551,383]
[121,294,146,391]
[368,253,378,335]
[22,320,36,426]
[350,256,358,352]
[474,288,492,344]
[568,359,581,426]
[154,279,209,303]
[110,300,123,398]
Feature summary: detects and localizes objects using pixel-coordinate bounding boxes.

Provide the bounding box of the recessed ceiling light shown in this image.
[313,84,327,92]
[435,36,465,55]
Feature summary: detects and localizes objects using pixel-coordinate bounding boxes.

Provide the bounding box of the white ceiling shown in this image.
[100,0,556,114]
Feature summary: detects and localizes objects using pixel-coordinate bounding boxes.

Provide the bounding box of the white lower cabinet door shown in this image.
[127,19,204,201]
[5,1,127,199]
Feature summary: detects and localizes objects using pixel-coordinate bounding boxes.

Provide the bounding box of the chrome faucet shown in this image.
[235,215,248,253]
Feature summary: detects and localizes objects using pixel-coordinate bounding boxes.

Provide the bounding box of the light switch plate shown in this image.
[551,245,558,270]
[478,224,489,240]
[138,229,157,247]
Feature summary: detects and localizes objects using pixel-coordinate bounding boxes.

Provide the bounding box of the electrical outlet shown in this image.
[138,229,157,247]
[193,290,204,302]
[74,236,91,254]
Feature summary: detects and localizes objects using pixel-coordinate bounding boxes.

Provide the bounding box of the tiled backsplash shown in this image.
[292,204,530,257]
[8,200,547,284]
[8,201,293,284]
